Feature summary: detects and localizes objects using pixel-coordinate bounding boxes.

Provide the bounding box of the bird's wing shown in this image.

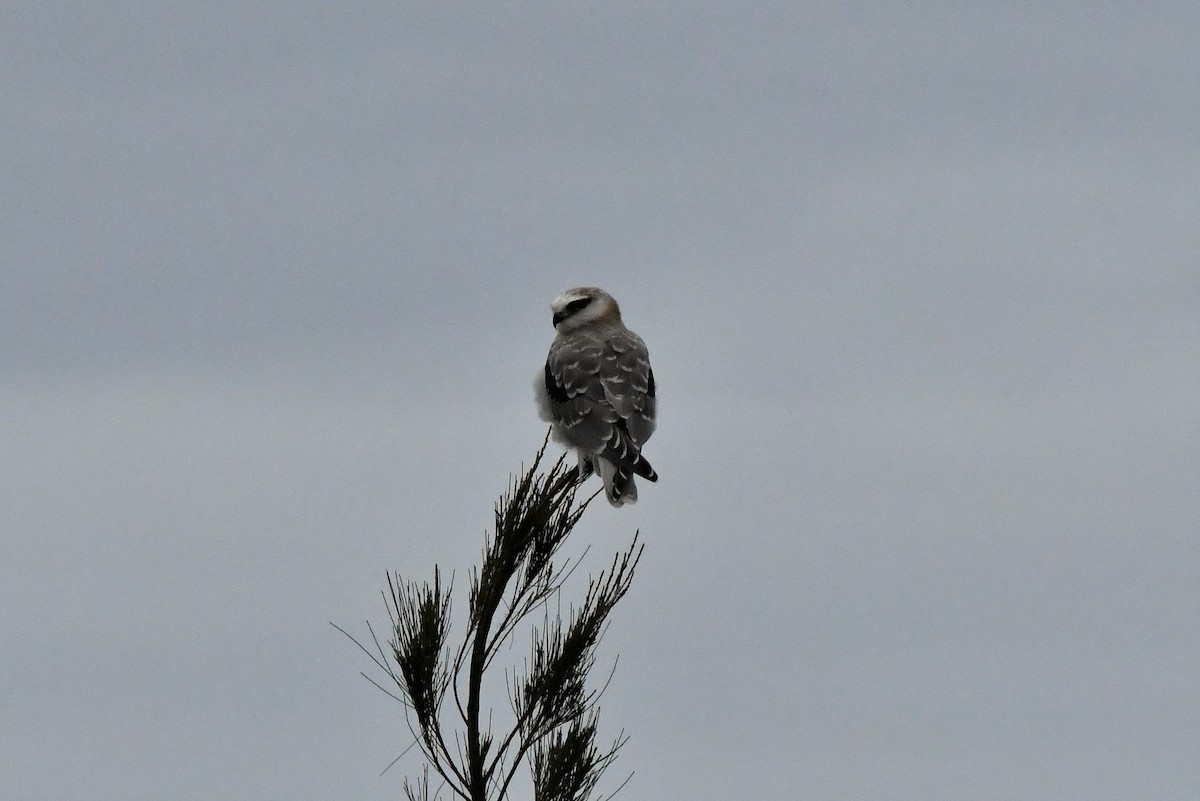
[544,334,616,448]
[598,328,656,446]
[545,332,655,479]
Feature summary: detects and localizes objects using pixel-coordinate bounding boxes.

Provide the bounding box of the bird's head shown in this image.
[550,287,621,333]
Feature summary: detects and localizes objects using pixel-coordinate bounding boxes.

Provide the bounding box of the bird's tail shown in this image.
[599,459,640,506]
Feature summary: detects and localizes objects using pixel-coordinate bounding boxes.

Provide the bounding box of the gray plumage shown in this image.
[534,287,657,506]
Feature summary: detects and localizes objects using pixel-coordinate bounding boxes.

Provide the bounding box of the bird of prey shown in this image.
[535,286,657,506]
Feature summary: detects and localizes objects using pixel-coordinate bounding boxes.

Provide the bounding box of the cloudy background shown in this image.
[3,2,1198,799]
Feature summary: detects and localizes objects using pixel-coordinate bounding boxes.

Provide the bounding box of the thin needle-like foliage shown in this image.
[341,435,643,801]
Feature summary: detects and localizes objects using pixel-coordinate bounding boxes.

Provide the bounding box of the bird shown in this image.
[534,286,657,506]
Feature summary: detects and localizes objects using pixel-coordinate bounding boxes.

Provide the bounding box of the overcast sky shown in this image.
[3,3,1198,800]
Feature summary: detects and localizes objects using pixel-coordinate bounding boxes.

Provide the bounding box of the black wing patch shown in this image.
[646,366,656,398]
[544,361,570,404]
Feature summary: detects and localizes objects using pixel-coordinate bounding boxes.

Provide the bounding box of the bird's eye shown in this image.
[565,297,591,312]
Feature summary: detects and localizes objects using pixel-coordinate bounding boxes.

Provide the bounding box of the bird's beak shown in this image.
[552,311,567,327]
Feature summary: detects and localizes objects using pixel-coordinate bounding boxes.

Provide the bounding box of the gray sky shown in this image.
[3,3,1198,799]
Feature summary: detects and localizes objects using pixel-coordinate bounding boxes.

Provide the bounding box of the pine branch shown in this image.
[345,433,641,801]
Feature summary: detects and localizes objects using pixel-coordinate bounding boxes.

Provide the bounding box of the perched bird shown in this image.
[535,287,657,506]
